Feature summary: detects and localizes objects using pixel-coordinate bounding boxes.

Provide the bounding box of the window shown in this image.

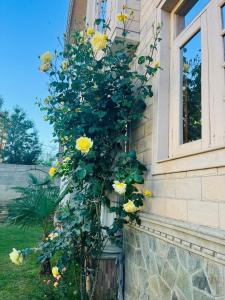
[155,0,225,162]
[175,0,210,33]
[169,0,211,156]
[221,4,225,60]
[181,31,202,144]
[222,4,225,28]
[97,0,107,32]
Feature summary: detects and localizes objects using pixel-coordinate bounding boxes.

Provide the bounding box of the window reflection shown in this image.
[176,0,209,34]
[184,0,209,27]
[181,31,202,143]
[222,4,225,29]
[98,0,107,33]
[222,5,225,60]
[223,35,225,61]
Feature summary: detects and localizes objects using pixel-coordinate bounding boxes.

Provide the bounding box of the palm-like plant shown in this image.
[8,173,59,238]
[8,174,59,275]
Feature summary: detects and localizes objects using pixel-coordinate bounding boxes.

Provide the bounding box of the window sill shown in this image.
[152,144,225,175]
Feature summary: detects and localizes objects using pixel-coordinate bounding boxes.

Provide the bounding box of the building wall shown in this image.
[125,0,225,299]
[130,0,225,230]
[66,1,225,298]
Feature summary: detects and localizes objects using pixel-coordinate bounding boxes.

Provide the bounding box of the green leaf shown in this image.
[95,18,102,25]
[133,174,144,184]
[125,175,133,184]
[138,56,146,64]
[75,168,87,180]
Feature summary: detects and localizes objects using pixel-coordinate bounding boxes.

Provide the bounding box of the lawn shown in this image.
[0,224,43,300]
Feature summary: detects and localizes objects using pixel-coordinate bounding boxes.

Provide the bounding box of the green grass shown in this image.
[0,224,43,300]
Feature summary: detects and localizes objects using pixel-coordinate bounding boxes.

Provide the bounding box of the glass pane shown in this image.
[222,4,225,29]
[184,0,209,27]
[223,35,225,61]
[98,0,107,33]
[176,0,209,33]
[181,31,202,143]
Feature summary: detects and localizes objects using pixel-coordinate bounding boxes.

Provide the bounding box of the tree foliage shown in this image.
[2,107,42,164]
[0,97,9,161]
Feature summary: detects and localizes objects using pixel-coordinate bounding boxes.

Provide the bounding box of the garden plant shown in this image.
[9,8,161,299]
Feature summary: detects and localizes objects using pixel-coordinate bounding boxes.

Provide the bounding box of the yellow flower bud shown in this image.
[143,189,152,198]
[87,27,95,35]
[49,167,56,177]
[152,60,160,68]
[116,13,128,22]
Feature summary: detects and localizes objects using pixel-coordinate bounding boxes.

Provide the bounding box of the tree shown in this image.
[0,97,9,161]
[3,107,42,164]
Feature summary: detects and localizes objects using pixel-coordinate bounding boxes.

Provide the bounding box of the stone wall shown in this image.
[0,163,49,220]
[124,226,225,300]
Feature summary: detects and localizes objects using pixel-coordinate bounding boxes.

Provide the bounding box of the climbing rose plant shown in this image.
[10,9,161,299]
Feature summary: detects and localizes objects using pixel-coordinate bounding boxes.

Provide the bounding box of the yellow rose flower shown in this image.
[61,60,69,71]
[9,248,23,265]
[49,167,56,177]
[54,282,59,288]
[39,63,51,72]
[152,60,160,68]
[183,63,190,73]
[91,32,108,52]
[76,136,93,154]
[112,181,127,195]
[123,200,140,213]
[143,189,152,198]
[87,27,94,35]
[40,51,52,63]
[52,266,59,278]
[116,13,128,22]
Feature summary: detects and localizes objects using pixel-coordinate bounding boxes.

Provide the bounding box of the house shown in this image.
[67,0,225,299]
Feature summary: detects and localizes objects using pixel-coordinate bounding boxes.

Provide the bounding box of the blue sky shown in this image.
[0,0,69,153]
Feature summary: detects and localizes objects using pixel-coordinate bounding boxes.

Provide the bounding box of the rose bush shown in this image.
[11,9,160,299]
